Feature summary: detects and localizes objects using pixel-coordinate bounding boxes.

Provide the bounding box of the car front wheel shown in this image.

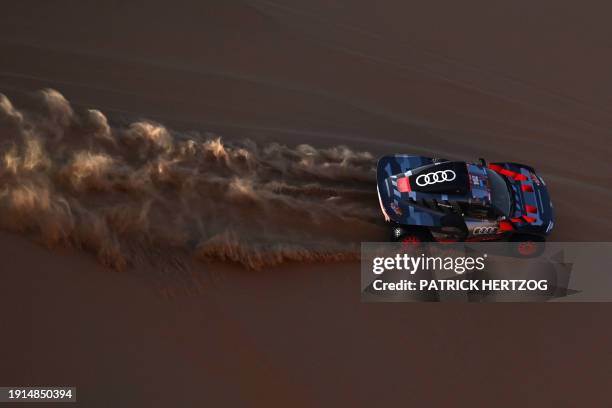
[509,234,545,257]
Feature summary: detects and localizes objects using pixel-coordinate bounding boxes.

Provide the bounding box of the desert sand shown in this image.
[1,0,611,406]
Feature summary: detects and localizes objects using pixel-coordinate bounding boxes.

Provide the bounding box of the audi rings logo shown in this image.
[473,226,497,235]
[415,170,456,186]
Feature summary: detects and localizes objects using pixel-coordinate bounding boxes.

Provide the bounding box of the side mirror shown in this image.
[478,157,487,167]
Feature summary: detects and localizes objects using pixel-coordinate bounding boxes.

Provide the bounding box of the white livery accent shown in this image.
[415,170,456,187]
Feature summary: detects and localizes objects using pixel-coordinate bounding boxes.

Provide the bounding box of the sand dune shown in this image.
[1,0,612,406]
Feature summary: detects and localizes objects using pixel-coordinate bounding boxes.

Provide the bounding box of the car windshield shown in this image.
[486,169,512,216]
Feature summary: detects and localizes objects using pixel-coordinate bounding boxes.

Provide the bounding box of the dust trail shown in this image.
[0,89,383,270]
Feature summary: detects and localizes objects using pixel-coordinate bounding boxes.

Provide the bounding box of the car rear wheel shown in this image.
[391,226,432,244]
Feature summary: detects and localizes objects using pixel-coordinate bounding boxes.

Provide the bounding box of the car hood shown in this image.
[489,163,554,235]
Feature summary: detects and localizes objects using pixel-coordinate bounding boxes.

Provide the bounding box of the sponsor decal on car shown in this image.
[472,226,497,235]
[415,170,456,186]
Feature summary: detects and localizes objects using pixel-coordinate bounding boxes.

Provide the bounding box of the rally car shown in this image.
[376,156,554,252]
